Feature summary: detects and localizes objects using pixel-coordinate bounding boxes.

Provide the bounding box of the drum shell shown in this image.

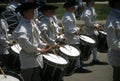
[58,45,80,75]
[41,54,68,81]
[97,31,108,53]
[0,70,23,81]
[7,45,21,72]
[59,51,80,60]
[79,42,94,61]
[0,54,8,67]
[79,35,96,61]
[1,10,20,34]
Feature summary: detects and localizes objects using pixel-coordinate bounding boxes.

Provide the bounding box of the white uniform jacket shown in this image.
[81,7,99,35]
[0,19,9,54]
[13,18,46,69]
[104,8,120,67]
[39,16,59,45]
[62,12,80,44]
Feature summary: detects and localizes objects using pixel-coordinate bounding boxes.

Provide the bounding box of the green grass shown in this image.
[95,4,110,20]
[0,3,110,20]
[48,3,65,19]
[50,3,110,20]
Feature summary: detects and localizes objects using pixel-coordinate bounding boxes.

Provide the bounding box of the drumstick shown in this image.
[0,67,7,78]
[61,24,72,50]
[60,34,71,50]
[66,41,72,51]
[51,49,58,56]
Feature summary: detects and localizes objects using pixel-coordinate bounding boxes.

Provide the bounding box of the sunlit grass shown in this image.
[0,3,110,20]
[49,3,110,20]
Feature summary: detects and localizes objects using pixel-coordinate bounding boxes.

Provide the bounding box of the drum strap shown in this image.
[30,20,44,68]
[36,54,44,68]
[0,19,9,40]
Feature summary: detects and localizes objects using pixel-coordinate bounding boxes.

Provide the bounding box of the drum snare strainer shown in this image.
[79,35,95,44]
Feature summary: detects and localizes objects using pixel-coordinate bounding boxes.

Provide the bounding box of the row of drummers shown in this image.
[0,24,107,81]
[0,1,108,81]
[1,1,108,52]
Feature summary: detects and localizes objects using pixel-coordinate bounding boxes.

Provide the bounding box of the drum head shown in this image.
[59,45,80,57]
[11,44,22,54]
[99,31,107,35]
[0,70,23,81]
[43,53,68,65]
[79,35,95,44]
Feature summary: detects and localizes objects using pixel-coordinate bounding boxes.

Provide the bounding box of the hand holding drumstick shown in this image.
[94,23,103,30]
[8,40,16,46]
[39,44,59,54]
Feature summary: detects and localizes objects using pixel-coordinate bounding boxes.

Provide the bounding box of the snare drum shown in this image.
[79,35,96,61]
[97,31,108,53]
[41,53,68,81]
[0,70,23,81]
[6,2,18,11]
[7,44,21,72]
[59,45,80,75]
[1,10,20,34]
[0,54,8,67]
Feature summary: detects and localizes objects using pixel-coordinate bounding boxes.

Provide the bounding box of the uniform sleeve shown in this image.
[53,22,60,35]
[81,9,96,27]
[40,24,56,45]
[62,16,79,34]
[106,22,120,52]
[15,32,40,54]
[42,30,56,45]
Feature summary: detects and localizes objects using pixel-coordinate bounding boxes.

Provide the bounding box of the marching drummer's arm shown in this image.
[42,30,56,45]
[17,37,41,54]
[39,48,47,54]
[62,17,79,34]
[82,14,97,28]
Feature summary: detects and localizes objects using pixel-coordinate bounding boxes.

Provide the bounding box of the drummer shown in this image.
[38,4,62,48]
[12,2,51,81]
[62,1,91,73]
[81,0,105,64]
[104,0,120,81]
[38,4,66,81]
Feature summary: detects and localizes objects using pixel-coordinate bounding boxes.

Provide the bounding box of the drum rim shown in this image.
[79,34,96,44]
[0,70,23,81]
[59,45,80,58]
[43,53,68,68]
[99,31,107,35]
